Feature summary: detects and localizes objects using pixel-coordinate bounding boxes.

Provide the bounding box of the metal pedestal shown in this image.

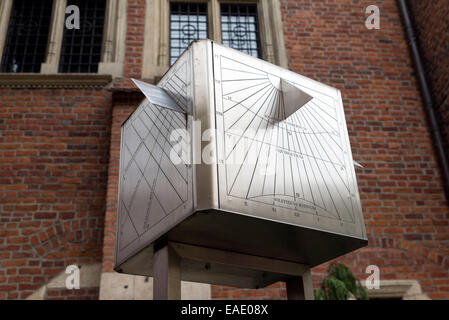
[152,241,313,300]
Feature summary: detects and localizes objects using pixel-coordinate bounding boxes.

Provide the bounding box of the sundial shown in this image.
[115,40,367,293]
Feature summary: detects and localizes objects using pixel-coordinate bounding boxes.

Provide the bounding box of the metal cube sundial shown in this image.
[115,40,367,288]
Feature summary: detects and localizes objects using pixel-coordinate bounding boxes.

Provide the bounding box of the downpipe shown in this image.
[397,0,449,201]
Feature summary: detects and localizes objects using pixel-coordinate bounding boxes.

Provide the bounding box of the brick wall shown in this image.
[1,0,448,301]
[0,88,111,299]
[46,287,99,300]
[410,0,449,149]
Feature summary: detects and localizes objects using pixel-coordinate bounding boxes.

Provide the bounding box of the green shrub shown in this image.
[314,263,369,300]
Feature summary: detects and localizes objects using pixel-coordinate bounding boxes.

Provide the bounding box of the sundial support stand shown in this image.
[115,40,368,302]
[286,270,314,300]
[153,242,181,300]
[152,241,313,300]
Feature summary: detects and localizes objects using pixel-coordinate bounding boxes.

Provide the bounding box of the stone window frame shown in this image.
[142,0,288,80]
[0,0,127,77]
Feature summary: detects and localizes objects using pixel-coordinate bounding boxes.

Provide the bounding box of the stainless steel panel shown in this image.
[212,43,366,240]
[115,49,195,267]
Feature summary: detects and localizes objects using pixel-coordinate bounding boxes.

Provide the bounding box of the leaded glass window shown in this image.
[220,3,261,58]
[59,0,107,73]
[170,2,208,65]
[0,0,53,73]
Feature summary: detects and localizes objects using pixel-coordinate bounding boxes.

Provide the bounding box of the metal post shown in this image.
[153,244,181,300]
[286,269,314,300]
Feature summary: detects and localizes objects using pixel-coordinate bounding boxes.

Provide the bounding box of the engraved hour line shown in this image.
[142,107,188,209]
[273,93,322,209]
[261,91,279,196]
[121,108,189,250]
[290,104,327,211]
[298,109,351,216]
[293,109,342,220]
[162,62,188,105]
[288,105,316,207]
[226,84,273,131]
[222,78,269,82]
[245,85,279,199]
[145,105,188,154]
[164,77,187,99]
[122,108,154,175]
[222,54,337,112]
[221,67,267,77]
[307,100,339,132]
[120,56,192,250]
[164,75,188,104]
[222,94,342,215]
[224,82,272,115]
[222,93,339,141]
[301,106,350,192]
[129,108,174,218]
[281,92,297,200]
[302,106,345,166]
[122,106,171,238]
[225,84,274,159]
[308,101,343,151]
[228,86,277,195]
[145,103,188,162]
[223,79,268,97]
[293,109,334,214]
[132,106,177,215]
[219,54,351,221]
[146,102,190,162]
[282,94,307,200]
[273,88,281,198]
[142,107,188,185]
[223,119,343,165]
[143,107,189,196]
[125,107,185,242]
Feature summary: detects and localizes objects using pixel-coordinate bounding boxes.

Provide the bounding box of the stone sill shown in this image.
[0,73,113,89]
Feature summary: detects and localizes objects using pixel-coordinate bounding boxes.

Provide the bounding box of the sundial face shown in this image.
[212,45,365,239]
[116,52,194,263]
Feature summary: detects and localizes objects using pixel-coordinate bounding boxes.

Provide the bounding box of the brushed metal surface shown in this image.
[213,43,366,240]
[115,49,195,267]
[115,40,367,280]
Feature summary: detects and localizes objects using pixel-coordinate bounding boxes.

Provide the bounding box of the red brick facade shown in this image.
[0,0,448,300]
[0,89,111,299]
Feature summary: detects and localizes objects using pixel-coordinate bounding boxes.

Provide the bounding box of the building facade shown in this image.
[0,0,448,300]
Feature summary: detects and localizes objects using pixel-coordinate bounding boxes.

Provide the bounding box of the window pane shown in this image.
[220,3,261,58]
[0,0,53,73]
[170,2,208,65]
[59,0,106,73]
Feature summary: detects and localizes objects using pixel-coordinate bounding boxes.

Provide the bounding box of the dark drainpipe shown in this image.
[397,0,449,201]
